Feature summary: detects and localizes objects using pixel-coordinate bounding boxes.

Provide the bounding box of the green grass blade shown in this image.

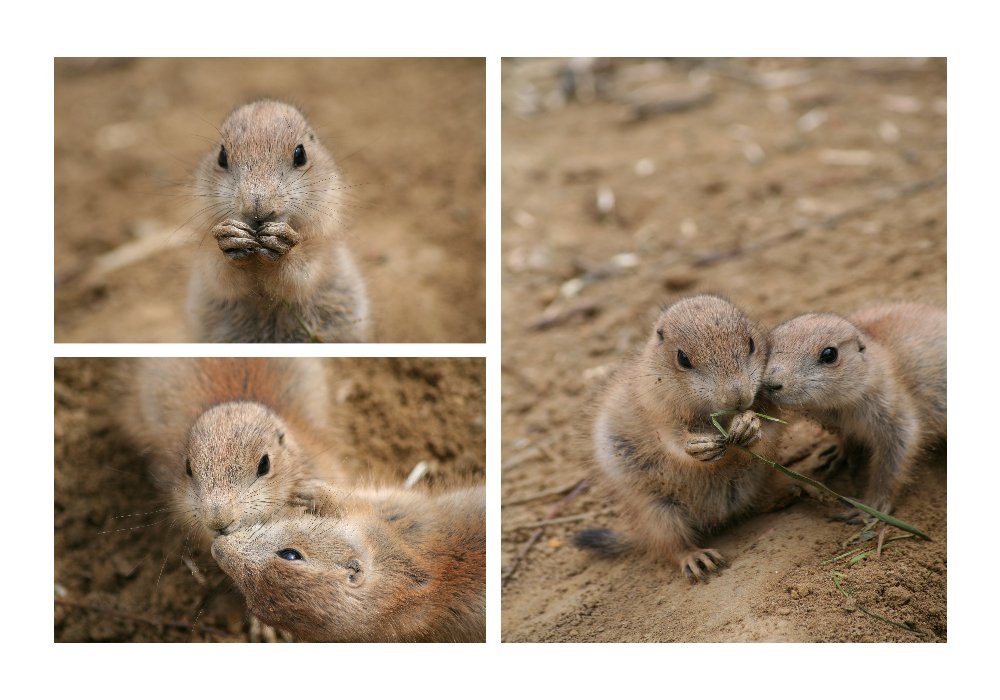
[831,572,922,636]
[708,411,931,541]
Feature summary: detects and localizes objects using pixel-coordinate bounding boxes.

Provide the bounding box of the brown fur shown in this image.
[119,358,342,547]
[764,302,947,517]
[186,100,369,342]
[575,295,790,582]
[212,483,486,642]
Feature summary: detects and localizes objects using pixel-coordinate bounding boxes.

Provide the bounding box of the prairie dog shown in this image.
[119,358,341,546]
[763,302,946,520]
[187,100,370,342]
[211,483,486,642]
[574,295,788,582]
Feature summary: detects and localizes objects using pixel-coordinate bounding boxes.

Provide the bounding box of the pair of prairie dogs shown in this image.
[121,358,485,642]
[577,295,946,582]
[187,100,369,343]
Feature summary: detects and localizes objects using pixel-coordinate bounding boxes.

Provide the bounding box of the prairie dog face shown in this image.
[182,402,304,538]
[197,100,341,234]
[641,296,767,416]
[211,516,375,640]
[764,313,868,410]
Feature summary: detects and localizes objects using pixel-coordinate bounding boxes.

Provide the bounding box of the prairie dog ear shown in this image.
[857,335,866,354]
[343,559,365,587]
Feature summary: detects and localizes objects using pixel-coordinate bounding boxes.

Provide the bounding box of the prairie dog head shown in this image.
[763,313,869,410]
[196,100,342,236]
[638,295,767,419]
[181,401,306,538]
[211,513,399,642]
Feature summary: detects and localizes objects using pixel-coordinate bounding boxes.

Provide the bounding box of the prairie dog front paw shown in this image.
[726,410,761,448]
[685,434,727,462]
[212,219,261,263]
[255,221,300,261]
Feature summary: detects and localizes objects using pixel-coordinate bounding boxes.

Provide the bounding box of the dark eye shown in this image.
[257,454,270,477]
[819,347,838,364]
[293,144,306,167]
[676,349,693,370]
[218,145,228,169]
[748,337,755,355]
[277,548,303,561]
[185,458,193,478]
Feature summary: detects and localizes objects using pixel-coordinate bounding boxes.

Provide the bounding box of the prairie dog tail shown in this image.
[573,528,633,557]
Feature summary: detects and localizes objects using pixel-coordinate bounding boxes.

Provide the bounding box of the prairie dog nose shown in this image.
[239,188,280,226]
[725,382,754,410]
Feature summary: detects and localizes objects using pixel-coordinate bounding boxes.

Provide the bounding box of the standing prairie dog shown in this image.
[574,295,789,582]
[119,358,342,547]
[212,483,486,642]
[187,100,369,342]
[763,302,946,521]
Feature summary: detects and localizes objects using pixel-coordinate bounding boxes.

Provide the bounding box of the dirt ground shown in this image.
[54,358,484,642]
[54,58,485,343]
[501,58,946,642]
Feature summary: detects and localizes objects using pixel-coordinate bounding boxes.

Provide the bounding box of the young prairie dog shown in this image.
[187,100,370,343]
[574,295,790,582]
[119,358,342,547]
[763,302,946,522]
[211,483,486,642]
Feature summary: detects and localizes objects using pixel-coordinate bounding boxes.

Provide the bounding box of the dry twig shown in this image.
[503,510,611,532]
[502,480,588,588]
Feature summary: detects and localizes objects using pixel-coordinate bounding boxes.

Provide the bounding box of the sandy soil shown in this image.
[501,58,946,642]
[54,58,485,343]
[54,358,484,642]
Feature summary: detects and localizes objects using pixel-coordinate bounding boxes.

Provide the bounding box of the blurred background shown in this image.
[54,58,485,342]
[501,58,946,642]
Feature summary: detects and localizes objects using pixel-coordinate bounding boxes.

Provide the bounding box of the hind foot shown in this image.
[834,492,892,526]
[812,442,847,479]
[679,548,726,583]
[832,509,875,526]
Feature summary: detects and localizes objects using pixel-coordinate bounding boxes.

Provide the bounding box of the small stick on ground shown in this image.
[692,174,945,267]
[501,447,542,472]
[503,510,612,532]
[527,300,601,332]
[831,572,922,636]
[504,480,583,507]
[181,554,208,587]
[502,480,588,588]
[536,441,563,465]
[69,226,193,289]
[403,461,430,489]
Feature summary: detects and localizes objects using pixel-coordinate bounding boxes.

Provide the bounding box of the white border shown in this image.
[4,0,997,696]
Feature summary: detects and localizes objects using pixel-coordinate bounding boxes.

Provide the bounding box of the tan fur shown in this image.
[764,302,947,516]
[186,100,369,342]
[118,358,342,547]
[211,483,486,642]
[580,295,787,582]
